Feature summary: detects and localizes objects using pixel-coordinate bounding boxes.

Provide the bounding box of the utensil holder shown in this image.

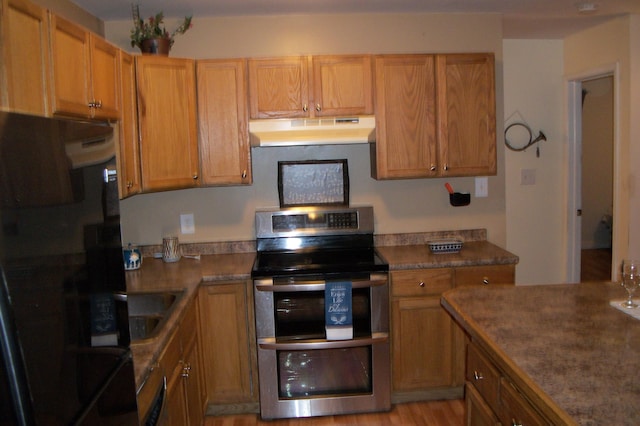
[449,192,471,207]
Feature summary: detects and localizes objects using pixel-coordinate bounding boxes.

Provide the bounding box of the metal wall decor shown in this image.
[504,122,547,157]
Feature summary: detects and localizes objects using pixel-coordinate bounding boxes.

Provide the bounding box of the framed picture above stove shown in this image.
[277,159,349,208]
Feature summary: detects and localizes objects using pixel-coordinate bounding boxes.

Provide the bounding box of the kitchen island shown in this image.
[442,281,640,425]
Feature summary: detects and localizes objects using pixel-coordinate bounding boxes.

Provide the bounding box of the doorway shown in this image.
[580,76,613,282]
[566,65,619,283]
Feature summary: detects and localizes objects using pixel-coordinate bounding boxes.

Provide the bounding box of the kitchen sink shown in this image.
[116,290,185,342]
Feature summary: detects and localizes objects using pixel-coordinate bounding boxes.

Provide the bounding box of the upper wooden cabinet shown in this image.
[197,59,252,186]
[436,53,496,176]
[372,53,496,179]
[311,55,373,117]
[248,55,373,119]
[371,54,437,179]
[0,0,51,116]
[49,14,120,120]
[115,50,141,198]
[135,56,199,192]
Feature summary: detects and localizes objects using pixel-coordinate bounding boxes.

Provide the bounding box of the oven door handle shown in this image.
[257,332,388,350]
[255,274,388,292]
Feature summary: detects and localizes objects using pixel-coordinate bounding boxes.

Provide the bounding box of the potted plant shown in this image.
[130,4,192,55]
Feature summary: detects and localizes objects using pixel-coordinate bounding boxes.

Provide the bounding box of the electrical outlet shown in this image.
[475,177,488,197]
[180,213,195,234]
[521,169,536,185]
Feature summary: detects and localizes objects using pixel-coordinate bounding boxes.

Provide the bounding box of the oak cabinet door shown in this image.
[116,50,141,198]
[135,56,199,192]
[436,53,496,176]
[198,282,257,403]
[49,14,91,118]
[390,269,455,391]
[311,55,373,117]
[1,0,51,116]
[197,59,251,185]
[248,56,310,119]
[89,35,119,119]
[372,54,437,179]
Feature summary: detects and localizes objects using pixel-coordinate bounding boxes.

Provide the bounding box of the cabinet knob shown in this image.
[482,277,490,285]
[443,164,449,171]
[303,104,308,112]
[429,165,436,172]
[473,371,484,380]
[193,174,199,180]
[315,104,321,112]
[242,170,247,179]
[511,420,524,426]
[126,181,133,188]
[419,281,425,287]
[94,100,102,108]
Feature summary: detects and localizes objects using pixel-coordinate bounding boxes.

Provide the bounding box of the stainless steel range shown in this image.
[251,206,390,420]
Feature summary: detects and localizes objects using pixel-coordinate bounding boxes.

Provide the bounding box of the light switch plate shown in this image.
[475,177,488,197]
[180,213,195,234]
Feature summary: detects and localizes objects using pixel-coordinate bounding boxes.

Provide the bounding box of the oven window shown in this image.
[274,288,371,340]
[277,347,372,398]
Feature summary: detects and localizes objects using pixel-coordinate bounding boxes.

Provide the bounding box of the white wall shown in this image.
[102,14,509,247]
[503,40,566,285]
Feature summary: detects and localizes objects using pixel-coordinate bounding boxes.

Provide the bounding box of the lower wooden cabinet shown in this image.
[390,264,515,399]
[390,268,455,393]
[198,282,258,405]
[466,341,548,426]
[158,296,205,425]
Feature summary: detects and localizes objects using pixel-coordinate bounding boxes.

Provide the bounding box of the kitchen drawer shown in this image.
[391,268,453,297]
[465,382,500,426]
[499,377,548,426]
[455,265,515,287]
[466,342,500,413]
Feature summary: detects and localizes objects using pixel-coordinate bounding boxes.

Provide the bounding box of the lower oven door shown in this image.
[256,336,390,419]
[254,273,390,419]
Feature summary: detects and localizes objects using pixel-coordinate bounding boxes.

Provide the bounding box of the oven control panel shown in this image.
[272,211,357,231]
[255,206,374,238]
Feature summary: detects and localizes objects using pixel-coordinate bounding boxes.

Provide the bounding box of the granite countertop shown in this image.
[442,282,640,425]
[377,240,518,270]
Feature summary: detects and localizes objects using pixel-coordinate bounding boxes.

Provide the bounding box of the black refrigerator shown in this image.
[0,112,139,425]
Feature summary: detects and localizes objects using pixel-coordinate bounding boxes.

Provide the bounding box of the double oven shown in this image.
[251,206,390,419]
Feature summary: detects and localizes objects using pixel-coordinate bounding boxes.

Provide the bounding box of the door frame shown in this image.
[565,63,621,283]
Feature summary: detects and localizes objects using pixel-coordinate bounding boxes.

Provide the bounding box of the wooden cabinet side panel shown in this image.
[49,14,91,118]
[372,55,437,179]
[198,283,254,403]
[197,59,251,186]
[248,56,309,119]
[437,53,496,176]
[136,56,199,192]
[1,0,51,115]
[89,35,119,119]
[116,50,141,198]
[312,55,373,116]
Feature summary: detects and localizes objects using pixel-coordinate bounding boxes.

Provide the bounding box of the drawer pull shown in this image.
[511,420,523,426]
[482,277,490,285]
[473,370,484,380]
[419,281,425,287]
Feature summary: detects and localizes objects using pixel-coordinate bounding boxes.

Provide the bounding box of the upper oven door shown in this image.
[253,272,389,341]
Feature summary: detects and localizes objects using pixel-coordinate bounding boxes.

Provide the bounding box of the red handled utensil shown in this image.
[445,182,454,194]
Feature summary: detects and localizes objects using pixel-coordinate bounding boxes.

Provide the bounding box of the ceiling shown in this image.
[69,0,640,39]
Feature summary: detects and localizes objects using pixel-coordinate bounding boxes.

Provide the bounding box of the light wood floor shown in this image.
[204,399,464,425]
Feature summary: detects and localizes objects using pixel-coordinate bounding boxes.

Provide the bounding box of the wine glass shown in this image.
[620,260,640,308]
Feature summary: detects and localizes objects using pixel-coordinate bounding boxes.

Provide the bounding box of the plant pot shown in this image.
[140,38,171,55]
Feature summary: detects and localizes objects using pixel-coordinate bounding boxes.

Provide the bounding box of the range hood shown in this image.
[249,116,375,147]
